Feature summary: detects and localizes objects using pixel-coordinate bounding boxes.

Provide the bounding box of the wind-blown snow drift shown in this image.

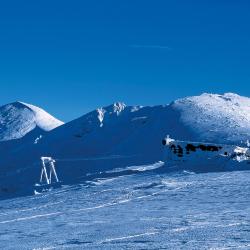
[0,93,250,198]
[0,101,64,141]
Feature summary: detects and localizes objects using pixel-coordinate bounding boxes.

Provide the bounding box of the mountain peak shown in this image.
[172,92,250,143]
[0,101,64,141]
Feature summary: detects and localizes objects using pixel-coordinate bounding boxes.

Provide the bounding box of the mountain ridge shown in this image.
[1,92,250,198]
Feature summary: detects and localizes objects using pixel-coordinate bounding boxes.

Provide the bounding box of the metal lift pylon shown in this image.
[40,157,59,185]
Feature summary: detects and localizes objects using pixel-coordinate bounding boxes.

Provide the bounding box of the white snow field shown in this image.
[0,167,250,249]
[0,93,250,249]
[172,93,250,143]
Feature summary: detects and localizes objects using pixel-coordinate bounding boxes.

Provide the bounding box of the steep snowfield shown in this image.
[38,102,170,161]
[1,93,250,198]
[0,101,64,141]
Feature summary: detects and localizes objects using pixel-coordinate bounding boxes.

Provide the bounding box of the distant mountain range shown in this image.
[1,93,250,198]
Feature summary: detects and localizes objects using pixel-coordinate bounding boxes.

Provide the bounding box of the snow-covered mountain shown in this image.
[171,93,250,144]
[0,93,250,198]
[0,101,64,141]
[38,92,250,161]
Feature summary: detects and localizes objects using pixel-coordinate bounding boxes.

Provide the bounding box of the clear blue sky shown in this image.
[0,0,249,121]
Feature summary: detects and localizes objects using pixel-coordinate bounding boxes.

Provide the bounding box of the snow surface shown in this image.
[0,93,250,198]
[35,92,250,165]
[1,93,250,249]
[172,93,250,144]
[19,102,64,132]
[0,101,64,141]
[0,168,249,249]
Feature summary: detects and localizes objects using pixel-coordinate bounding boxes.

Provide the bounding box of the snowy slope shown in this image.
[1,93,250,198]
[37,102,169,161]
[2,93,250,167]
[171,93,250,144]
[40,93,250,161]
[0,101,64,141]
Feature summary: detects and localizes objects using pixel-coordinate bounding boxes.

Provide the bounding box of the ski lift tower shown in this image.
[40,157,59,185]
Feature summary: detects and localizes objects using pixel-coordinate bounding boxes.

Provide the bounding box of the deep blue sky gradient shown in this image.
[0,0,249,121]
